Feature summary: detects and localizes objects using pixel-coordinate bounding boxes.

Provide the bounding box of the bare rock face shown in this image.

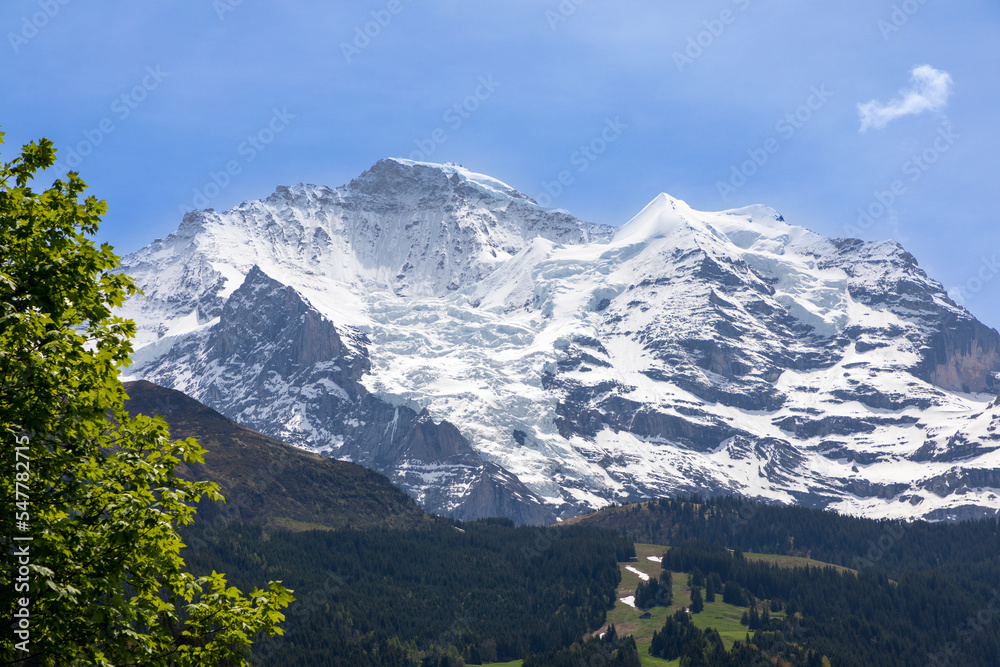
[131,264,555,525]
[826,242,1000,394]
[915,315,1000,393]
[207,265,365,381]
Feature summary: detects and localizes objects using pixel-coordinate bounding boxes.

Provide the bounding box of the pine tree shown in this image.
[690,586,704,613]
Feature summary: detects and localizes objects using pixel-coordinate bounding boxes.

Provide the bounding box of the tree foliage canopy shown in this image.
[0,132,292,665]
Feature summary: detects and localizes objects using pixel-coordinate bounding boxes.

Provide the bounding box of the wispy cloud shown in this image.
[857,65,953,132]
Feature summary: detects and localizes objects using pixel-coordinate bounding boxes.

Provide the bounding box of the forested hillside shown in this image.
[570,497,1000,666]
[126,381,637,665]
[132,383,1000,666]
[182,521,634,665]
[570,495,1000,575]
[653,539,1000,666]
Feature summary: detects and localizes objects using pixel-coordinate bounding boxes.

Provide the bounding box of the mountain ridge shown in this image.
[119,159,1000,523]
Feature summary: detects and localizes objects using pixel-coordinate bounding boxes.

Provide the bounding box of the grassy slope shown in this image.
[123,380,428,531]
[604,544,749,642]
[744,551,855,575]
[485,540,845,666]
[601,543,848,666]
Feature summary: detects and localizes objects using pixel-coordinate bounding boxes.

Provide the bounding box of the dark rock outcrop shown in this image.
[912,314,1000,393]
[132,267,555,525]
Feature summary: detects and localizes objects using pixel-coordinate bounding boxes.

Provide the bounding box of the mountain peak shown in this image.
[614,194,792,248]
[348,157,532,204]
[613,193,694,243]
[120,161,1000,524]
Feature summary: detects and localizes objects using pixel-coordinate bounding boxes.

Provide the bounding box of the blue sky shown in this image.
[3,0,999,327]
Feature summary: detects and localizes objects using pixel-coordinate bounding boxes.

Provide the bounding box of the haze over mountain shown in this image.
[119,158,1000,523]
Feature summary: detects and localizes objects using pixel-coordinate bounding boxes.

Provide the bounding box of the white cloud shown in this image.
[857,65,953,132]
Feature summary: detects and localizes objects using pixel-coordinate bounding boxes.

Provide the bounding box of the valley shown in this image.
[124,386,1000,665]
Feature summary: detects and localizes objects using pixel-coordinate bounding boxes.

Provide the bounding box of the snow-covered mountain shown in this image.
[120,158,1000,523]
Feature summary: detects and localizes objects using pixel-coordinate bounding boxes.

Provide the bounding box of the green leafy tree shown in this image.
[0,132,293,665]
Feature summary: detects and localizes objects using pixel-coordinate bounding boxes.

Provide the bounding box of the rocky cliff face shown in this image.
[121,160,1000,523]
[914,315,1000,393]
[132,264,554,525]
